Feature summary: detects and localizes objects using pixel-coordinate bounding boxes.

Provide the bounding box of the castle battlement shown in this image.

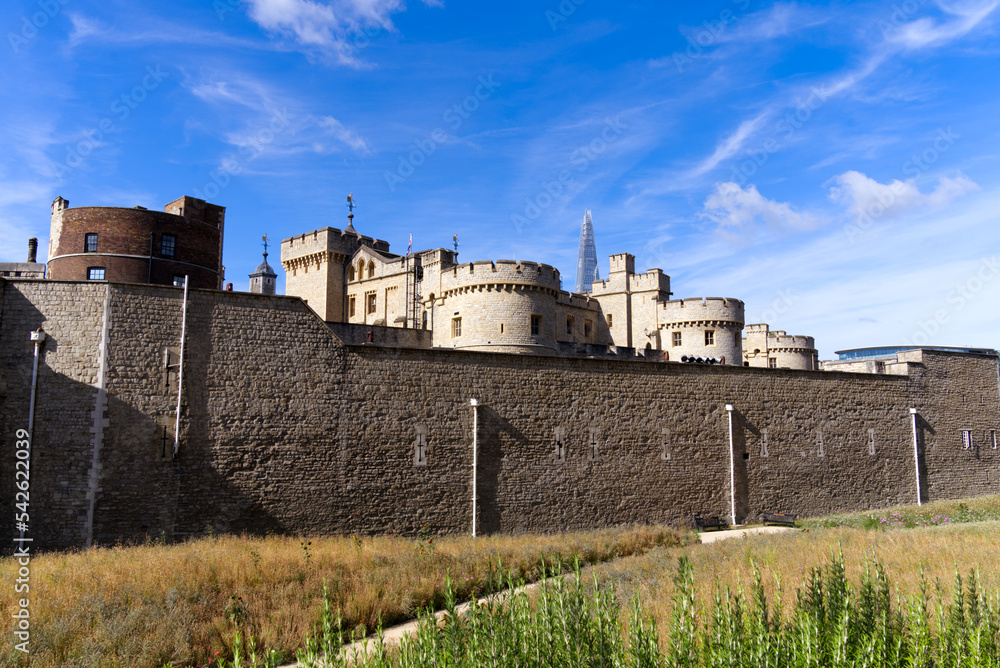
[660,297,745,323]
[743,323,817,370]
[442,260,561,291]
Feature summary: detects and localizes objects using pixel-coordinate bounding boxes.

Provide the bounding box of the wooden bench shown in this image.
[761,512,797,527]
[692,515,728,531]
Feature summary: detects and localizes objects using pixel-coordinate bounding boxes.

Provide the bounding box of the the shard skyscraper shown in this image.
[575,209,599,293]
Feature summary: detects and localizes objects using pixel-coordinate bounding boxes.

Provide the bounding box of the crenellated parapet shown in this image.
[281,227,390,272]
[659,297,745,327]
[439,260,562,298]
[743,323,818,370]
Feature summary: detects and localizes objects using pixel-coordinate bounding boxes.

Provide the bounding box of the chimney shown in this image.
[28,238,38,263]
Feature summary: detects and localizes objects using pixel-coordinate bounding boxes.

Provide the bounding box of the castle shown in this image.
[0,195,997,550]
[280,207,815,369]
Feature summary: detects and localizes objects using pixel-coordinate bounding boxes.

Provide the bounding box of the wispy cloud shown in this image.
[244,0,442,66]
[887,0,998,50]
[691,113,771,179]
[318,116,371,153]
[184,71,372,164]
[66,13,271,51]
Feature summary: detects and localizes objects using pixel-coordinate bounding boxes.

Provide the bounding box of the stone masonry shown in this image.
[2,278,999,549]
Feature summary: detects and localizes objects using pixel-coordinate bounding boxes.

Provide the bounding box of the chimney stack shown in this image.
[28,238,38,263]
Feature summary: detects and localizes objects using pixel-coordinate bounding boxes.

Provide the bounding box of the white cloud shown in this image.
[318,116,371,153]
[689,112,771,179]
[244,0,441,65]
[701,182,818,231]
[827,170,979,222]
[886,0,998,50]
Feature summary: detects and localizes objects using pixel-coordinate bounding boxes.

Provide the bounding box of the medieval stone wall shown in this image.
[2,280,998,550]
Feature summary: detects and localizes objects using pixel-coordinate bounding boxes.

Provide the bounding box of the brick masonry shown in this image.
[47,197,224,290]
[1,279,999,549]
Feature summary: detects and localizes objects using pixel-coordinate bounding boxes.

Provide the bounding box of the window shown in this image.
[348,265,355,281]
[566,317,574,335]
[349,296,356,317]
[530,315,541,336]
[499,323,504,334]
[367,261,375,277]
[672,331,682,347]
[357,260,365,280]
[607,314,613,328]
[452,317,462,338]
[87,267,106,280]
[421,311,428,329]
[366,293,376,315]
[84,233,98,252]
[172,276,185,287]
[962,430,973,449]
[991,430,997,449]
[768,358,777,369]
[584,320,592,339]
[705,330,715,346]
[160,234,176,258]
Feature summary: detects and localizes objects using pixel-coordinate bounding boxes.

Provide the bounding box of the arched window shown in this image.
[357,260,365,279]
[348,265,355,281]
[421,311,428,329]
[367,261,375,277]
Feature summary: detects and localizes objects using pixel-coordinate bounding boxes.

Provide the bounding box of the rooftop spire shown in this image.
[344,193,358,235]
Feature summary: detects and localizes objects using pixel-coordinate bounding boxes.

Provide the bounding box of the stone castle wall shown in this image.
[2,280,998,549]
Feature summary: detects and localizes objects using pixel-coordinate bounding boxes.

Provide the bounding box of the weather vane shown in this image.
[453,234,459,256]
[347,193,356,214]
[262,234,269,256]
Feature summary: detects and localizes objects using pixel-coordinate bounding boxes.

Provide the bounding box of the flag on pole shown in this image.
[407,234,412,255]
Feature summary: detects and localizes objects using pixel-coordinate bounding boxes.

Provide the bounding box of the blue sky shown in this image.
[2,0,998,359]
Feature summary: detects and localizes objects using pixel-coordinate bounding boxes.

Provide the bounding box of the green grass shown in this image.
[801,493,1000,530]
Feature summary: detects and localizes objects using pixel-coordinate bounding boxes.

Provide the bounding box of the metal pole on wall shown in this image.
[470,399,479,537]
[28,328,47,443]
[910,408,922,506]
[173,276,189,458]
[726,404,736,525]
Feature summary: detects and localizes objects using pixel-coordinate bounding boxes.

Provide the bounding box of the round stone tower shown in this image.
[433,260,562,354]
[658,297,745,365]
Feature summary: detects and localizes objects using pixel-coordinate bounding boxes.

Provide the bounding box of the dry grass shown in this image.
[0,525,689,668]
[589,519,1000,635]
